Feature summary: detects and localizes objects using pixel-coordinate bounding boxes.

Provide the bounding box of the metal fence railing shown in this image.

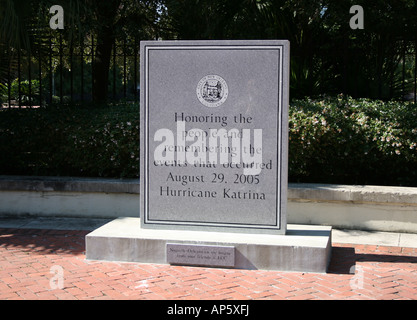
[1,37,416,107]
[1,34,139,108]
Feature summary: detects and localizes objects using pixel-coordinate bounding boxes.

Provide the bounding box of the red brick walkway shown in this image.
[0,228,416,300]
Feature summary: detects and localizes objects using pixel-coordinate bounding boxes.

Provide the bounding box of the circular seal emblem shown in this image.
[196,75,228,108]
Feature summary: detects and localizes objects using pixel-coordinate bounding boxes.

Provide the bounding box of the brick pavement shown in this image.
[0,227,416,300]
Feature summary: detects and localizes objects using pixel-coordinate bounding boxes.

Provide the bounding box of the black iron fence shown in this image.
[402,39,417,103]
[1,34,139,108]
[1,36,416,107]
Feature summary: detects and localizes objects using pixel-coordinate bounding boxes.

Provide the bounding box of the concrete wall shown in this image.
[288,183,417,233]
[0,176,139,218]
[1,176,416,233]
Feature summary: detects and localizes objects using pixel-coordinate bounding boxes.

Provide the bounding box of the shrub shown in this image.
[0,97,416,186]
[0,102,139,178]
[0,79,42,105]
[289,95,417,186]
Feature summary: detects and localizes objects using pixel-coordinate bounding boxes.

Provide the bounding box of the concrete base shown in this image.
[86,218,332,273]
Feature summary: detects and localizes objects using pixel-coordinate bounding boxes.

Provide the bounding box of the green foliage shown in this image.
[165,0,417,100]
[0,79,42,104]
[2,1,416,103]
[0,0,164,104]
[289,96,417,186]
[0,102,139,178]
[1,98,416,186]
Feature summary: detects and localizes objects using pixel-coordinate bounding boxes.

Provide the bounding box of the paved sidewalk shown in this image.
[0,218,416,300]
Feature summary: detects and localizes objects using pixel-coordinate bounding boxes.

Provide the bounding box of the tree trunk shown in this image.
[92,27,114,103]
[91,0,121,104]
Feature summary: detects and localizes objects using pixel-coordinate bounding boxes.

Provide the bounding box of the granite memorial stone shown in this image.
[140,40,290,234]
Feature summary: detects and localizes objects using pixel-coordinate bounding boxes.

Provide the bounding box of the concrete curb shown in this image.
[0,176,416,233]
[0,176,139,194]
[289,183,417,205]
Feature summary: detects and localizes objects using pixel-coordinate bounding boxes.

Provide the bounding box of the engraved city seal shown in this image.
[196,75,228,108]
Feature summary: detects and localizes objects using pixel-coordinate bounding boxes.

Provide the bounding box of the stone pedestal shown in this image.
[86,218,332,273]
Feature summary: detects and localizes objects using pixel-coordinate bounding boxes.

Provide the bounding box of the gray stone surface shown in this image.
[140,40,290,234]
[86,218,332,273]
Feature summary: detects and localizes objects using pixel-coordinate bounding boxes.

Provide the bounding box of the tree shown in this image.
[0,0,167,104]
[90,0,122,103]
[0,0,93,105]
[165,0,417,100]
[2,0,416,102]
[90,0,171,103]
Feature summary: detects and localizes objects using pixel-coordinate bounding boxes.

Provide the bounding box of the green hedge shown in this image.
[0,97,416,186]
[0,103,139,178]
[289,96,417,186]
